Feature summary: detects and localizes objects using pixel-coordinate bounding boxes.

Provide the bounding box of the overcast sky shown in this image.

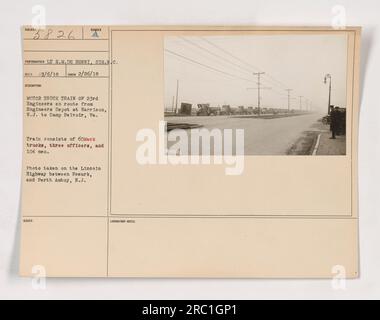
[164,34,348,112]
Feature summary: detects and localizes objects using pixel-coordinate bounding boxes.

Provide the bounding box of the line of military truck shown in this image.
[165,102,300,117]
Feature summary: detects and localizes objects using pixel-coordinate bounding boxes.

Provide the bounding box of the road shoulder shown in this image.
[287,119,346,155]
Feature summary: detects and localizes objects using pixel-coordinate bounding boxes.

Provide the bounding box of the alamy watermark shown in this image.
[31,265,46,290]
[136,121,245,175]
[32,5,46,29]
[331,5,347,30]
[331,265,347,290]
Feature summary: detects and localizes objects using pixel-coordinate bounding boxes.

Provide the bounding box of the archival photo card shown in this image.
[20,26,360,278]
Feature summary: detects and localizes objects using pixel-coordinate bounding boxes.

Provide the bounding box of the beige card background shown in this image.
[20,26,360,278]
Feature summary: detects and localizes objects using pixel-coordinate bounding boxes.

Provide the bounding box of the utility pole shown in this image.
[171,95,175,112]
[286,89,293,112]
[174,79,179,114]
[299,96,303,111]
[324,74,332,115]
[253,72,265,116]
[247,72,271,116]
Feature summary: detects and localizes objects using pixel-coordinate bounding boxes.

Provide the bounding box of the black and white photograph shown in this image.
[164,34,348,155]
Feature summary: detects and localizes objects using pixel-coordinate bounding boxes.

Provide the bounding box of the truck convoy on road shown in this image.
[164,102,299,117]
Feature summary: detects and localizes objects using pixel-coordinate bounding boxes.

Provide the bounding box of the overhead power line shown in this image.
[166,39,312,106]
[200,37,290,92]
[179,37,255,77]
[165,49,257,84]
[166,47,290,102]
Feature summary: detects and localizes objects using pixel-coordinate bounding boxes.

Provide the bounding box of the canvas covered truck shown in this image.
[221,105,231,115]
[179,102,192,116]
[196,104,221,116]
